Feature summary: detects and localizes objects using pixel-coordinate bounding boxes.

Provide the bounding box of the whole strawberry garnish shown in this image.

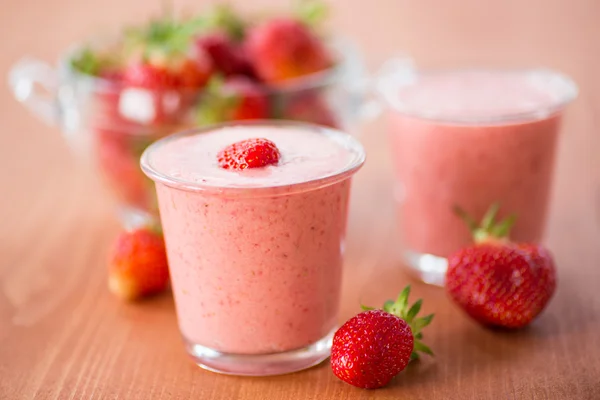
[217,138,280,170]
[196,76,269,124]
[108,227,170,301]
[244,18,333,83]
[446,203,557,329]
[331,286,434,389]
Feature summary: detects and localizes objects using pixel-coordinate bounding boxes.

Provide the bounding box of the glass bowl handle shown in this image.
[8,57,60,125]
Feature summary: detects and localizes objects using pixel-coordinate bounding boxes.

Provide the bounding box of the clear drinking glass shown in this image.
[140,120,365,375]
[376,59,578,286]
[9,38,367,229]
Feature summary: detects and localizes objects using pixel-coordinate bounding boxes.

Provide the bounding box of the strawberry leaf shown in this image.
[148,222,164,236]
[492,214,516,238]
[195,75,241,125]
[361,305,374,311]
[405,299,422,323]
[383,299,394,313]
[456,202,517,243]
[123,13,209,62]
[480,202,500,232]
[295,0,328,27]
[413,313,434,330]
[205,4,246,41]
[71,48,101,76]
[413,341,434,356]
[395,285,411,316]
[453,205,478,233]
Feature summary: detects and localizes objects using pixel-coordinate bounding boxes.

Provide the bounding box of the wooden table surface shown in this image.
[1,1,600,399]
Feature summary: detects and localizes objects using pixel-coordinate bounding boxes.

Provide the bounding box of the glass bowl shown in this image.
[9,37,368,228]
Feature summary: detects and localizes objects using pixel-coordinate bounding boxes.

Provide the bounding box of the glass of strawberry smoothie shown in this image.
[140,120,365,375]
[376,60,577,286]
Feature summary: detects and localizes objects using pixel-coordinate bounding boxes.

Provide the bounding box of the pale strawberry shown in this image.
[108,227,170,301]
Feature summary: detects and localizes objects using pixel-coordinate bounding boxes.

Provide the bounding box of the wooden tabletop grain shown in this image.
[1,1,600,399]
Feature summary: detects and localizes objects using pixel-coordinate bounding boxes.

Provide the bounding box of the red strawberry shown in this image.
[196,76,269,124]
[116,16,216,125]
[119,61,205,125]
[445,203,557,329]
[331,286,434,389]
[108,227,170,301]
[196,33,255,78]
[281,91,337,128]
[122,57,213,90]
[118,63,178,125]
[244,18,333,83]
[173,56,213,89]
[217,138,280,170]
[122,62,178,89]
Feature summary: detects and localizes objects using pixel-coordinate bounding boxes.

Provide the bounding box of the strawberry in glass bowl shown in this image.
[9,4,367,228]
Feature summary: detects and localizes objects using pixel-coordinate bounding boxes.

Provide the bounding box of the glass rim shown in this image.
[376,66,578,125]
[140,120,366,196]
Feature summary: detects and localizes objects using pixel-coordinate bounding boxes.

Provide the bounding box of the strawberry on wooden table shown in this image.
[331,286,434,389]
[108,227,170,301]
[446,203,557,329]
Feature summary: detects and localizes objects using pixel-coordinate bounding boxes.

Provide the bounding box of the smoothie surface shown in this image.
[390,70,575,123]
[144,124,363,189]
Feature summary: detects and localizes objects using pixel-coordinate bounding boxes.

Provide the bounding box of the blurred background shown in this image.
[1,0,598,308]
[2,1,597,218]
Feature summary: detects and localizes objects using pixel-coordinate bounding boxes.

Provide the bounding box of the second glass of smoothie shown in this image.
[141,121,365,375]
[377,64,577,286]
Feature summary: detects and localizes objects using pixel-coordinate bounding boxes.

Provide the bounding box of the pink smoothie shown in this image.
[142,124,364,355]
[385,70,576,258]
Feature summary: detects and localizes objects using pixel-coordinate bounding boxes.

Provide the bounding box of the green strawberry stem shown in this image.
[195,76,241,125]
[295,0,328,27]
[205,4,246,41]
[454,202,516,244]
[123,3,247,63]
[361,285,434,360]
[147,222,164,236]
